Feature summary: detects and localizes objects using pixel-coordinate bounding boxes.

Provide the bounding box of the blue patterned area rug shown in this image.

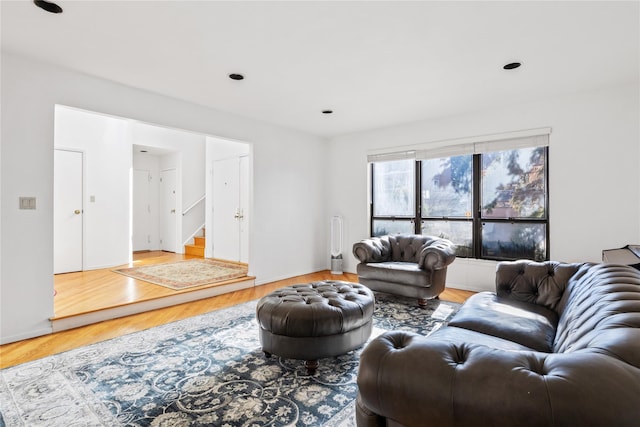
[0,293,459,427]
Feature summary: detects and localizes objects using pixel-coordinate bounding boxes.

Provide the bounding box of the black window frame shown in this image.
[370,147,550,262]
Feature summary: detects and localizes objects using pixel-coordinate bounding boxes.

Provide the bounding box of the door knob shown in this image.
[74,210,81,215]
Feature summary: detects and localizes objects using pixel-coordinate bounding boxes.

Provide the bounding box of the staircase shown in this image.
[184,231,205,257]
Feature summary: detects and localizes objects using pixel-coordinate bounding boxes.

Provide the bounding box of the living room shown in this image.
[1,1,639,425]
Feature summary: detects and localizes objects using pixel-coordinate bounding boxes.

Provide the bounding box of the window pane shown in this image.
[373,220,414,237]
[481,147,546,219]
[372,160,415,216]
[482,222,546,261]
[421,220,473,257]
[421,155,472,217]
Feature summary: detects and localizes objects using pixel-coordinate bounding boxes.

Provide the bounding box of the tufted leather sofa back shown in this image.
[495,260,583,312]
[496,260,640,367]
[553,263,640,364]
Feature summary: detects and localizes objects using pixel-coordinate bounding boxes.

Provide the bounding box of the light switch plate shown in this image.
[19,197,36,210]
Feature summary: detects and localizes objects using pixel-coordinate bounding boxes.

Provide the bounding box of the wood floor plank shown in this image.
[0,252,474,369]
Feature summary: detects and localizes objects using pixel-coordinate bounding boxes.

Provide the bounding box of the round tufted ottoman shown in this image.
[256,280,375,373]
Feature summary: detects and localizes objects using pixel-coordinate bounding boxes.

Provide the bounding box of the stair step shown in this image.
[185,244,204,257]
[193,236,205,247]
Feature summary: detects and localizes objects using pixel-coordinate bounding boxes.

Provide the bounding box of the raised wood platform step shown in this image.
[51,276,255,333]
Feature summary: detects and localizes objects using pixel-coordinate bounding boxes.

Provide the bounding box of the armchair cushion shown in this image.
[356,261,430,288]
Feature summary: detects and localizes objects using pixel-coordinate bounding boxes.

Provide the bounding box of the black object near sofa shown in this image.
[352,234,457,306]
[356,260,640,427]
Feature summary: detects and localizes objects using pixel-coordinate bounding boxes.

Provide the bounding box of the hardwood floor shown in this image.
[53,251,222,318]
[0,252,474,369]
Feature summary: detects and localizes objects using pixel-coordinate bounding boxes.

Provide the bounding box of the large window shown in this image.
[370,140,549,261]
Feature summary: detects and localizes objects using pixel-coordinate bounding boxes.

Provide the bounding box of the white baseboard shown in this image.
[254,270,320,286]
[0,326,53,345]
[446,283,491,293]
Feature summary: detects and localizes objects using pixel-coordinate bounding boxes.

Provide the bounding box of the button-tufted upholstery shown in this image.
[256,280,374,372]
[356,261,640,427]
[353,234,457,306]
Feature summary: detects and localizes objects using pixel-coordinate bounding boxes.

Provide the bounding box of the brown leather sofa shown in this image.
[352,234,456,306]
[356,260,640,427]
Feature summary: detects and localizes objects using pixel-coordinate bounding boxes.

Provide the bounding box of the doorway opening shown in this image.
[53,105,253,318]
[132,145,181,254]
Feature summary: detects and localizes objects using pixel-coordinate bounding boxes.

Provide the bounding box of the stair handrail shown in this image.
[183,223,206,247]
[182,194,205,216]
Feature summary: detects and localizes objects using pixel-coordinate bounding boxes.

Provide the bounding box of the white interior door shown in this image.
[213,157,241,261]
[54,149,83,274]
[132,169,151,251]
[160,168,177,252]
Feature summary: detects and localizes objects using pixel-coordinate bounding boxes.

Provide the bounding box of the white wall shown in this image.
[207,137,250,161]
[328,83,640,292]
[0,52,328,344]
[54,106,131,269]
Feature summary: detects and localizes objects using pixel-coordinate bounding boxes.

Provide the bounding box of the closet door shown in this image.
[213,157,246,262]
[54,149,83,274]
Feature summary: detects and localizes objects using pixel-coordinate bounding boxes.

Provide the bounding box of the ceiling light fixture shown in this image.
[229,73,244,81]
[503,62,522,70]
[33,0,63,14]
[322,110,333,115]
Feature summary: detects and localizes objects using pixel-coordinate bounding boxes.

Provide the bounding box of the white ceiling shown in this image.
[2,1,638,138]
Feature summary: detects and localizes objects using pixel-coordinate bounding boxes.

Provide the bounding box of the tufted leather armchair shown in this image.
[352,234,456,306]
[356,260,640,427]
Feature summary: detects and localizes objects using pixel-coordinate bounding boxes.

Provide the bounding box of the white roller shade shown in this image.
[474,134,549,154]
[416,143,474,160]
[370,127,551,162]
[366,150,416,163]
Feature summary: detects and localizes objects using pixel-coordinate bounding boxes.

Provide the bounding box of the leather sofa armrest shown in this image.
[357,331,640,427]
[418,238,457,270]
[353,236,391,263]
[355,394,385,427]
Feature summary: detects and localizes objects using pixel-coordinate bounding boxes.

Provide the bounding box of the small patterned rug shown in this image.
[0,292,459,427]
[113,259,248,290]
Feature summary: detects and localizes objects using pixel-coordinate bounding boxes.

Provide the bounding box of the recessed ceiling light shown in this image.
[503,62,522,70]
[322,110,333,114]
[229,73,244,81]
[33,0,63,14]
